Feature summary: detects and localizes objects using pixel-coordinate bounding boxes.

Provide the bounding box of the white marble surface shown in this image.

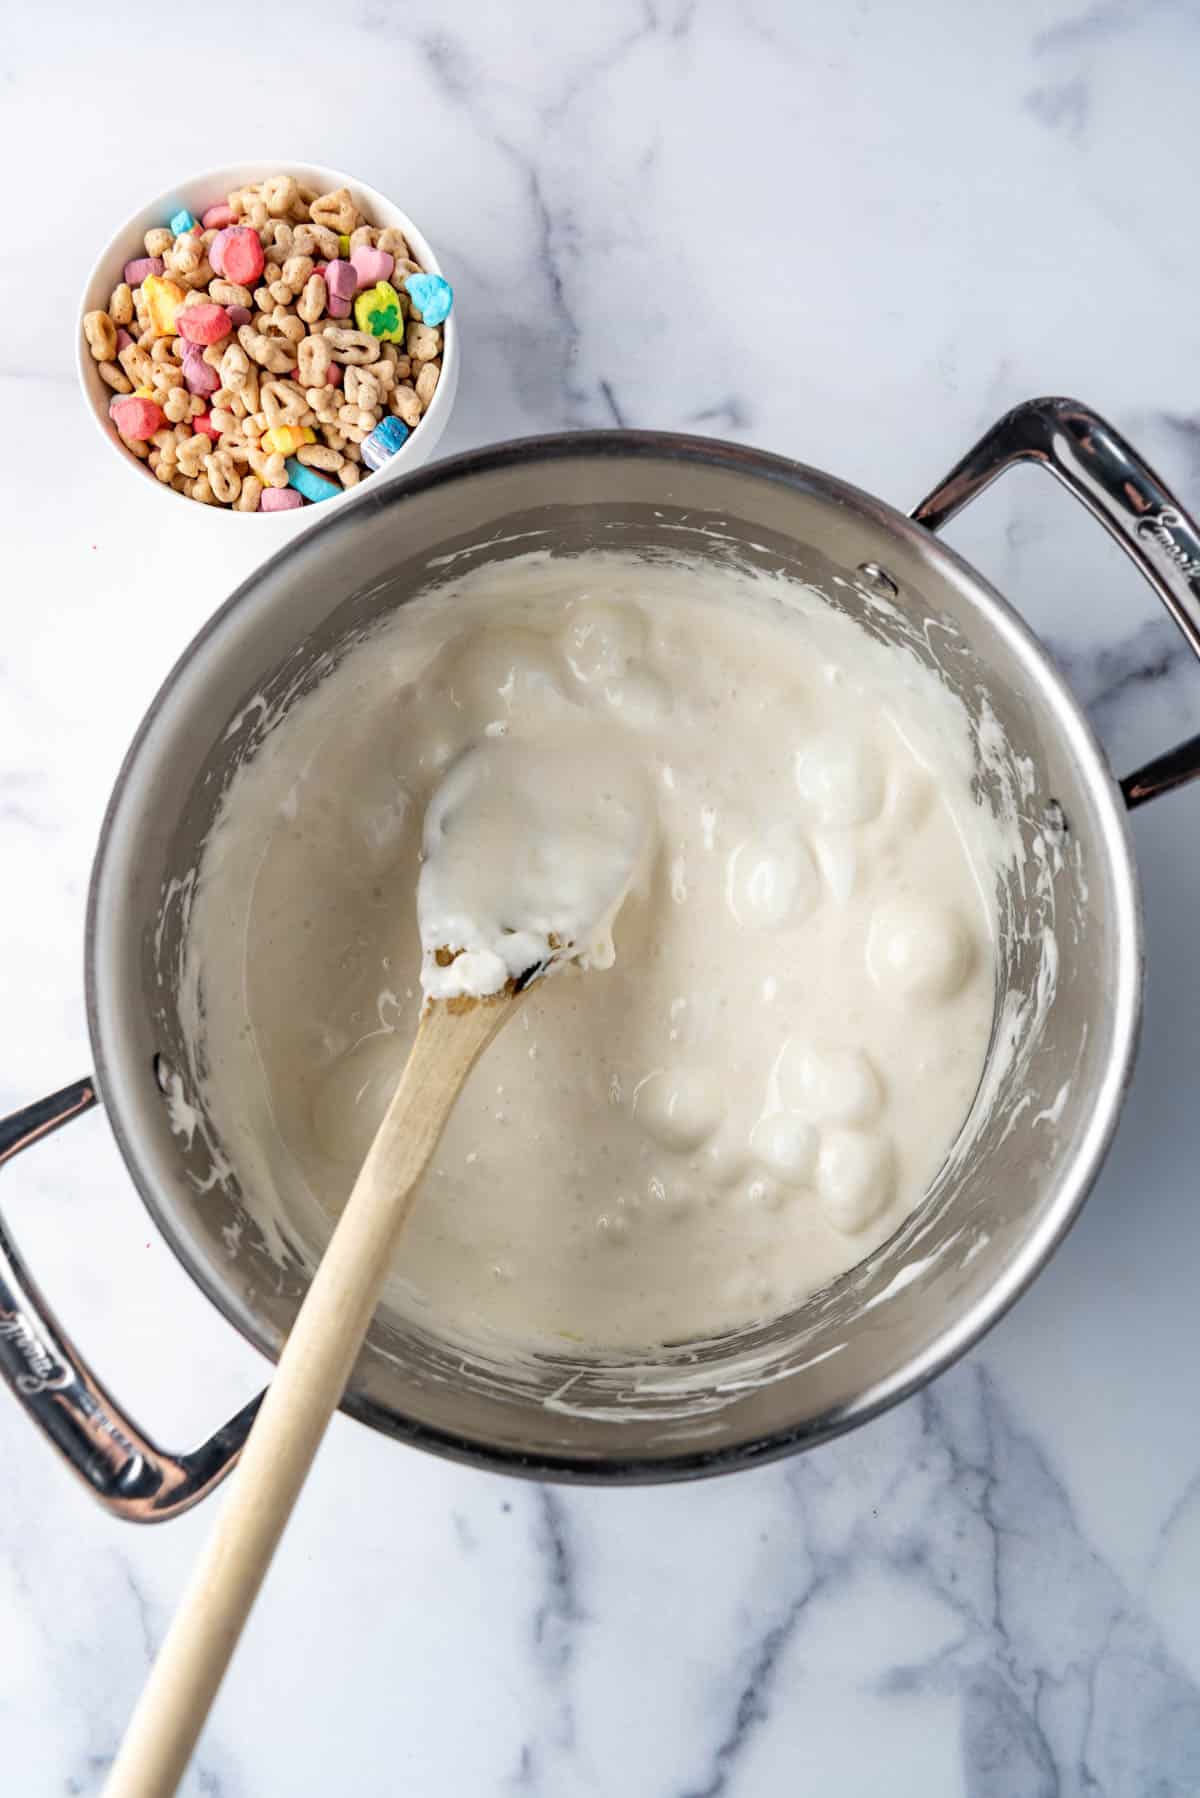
[4,2,1200,1792]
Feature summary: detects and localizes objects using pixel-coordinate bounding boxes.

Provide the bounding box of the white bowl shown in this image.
[76,159,459,538]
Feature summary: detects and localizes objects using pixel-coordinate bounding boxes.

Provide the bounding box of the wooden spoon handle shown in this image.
[104,993,516,1798]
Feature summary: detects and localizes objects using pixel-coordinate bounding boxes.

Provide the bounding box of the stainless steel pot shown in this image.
[5,398,1200,1520]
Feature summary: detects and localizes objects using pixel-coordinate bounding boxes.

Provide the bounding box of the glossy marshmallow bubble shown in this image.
[751,1112,820,1186]
[636,1068,725,1152]
[867,897,975,1003]
[794,731,884,827]
[726,830,819,930]
[817,1129,895,1234]
[777,1039,883,1124]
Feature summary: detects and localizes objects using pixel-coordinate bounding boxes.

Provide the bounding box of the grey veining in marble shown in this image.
[4,1,1200,1793]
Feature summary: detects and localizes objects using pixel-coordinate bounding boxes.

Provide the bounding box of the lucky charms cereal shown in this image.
[81,175,452,511]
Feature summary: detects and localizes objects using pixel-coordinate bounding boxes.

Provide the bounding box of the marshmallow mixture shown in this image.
[418,728,654,1002]
[182,554,1002,1349]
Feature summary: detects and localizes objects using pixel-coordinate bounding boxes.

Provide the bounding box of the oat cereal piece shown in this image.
[237,322,297,374]
[307,387,339,426]
[406,320,440,363]
[281,254,314,293]
[165,233,203,280]
[109,283,134,327]
[261,378,309,429]
[293,222,340,260]
[323,325,381,366]
[205,450,242,503]
[296,443,344,471]
[415,361,440,407]
[344,366,383,411]
[310,188,358,235]
[98,360,132,394]
[210,278,253,310]
[176,434,209,478]
[219,340,252,391]
[83,310,118,362]
[297,273,328,326]
[263,175,300,218]
[118,341,154,386]
[389,383,423,427]
[275,310,306,347]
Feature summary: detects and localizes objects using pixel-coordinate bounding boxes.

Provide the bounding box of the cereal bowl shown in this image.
[76,160,459,535]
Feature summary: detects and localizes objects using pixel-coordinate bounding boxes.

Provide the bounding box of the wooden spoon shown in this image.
[104,985,522,1798]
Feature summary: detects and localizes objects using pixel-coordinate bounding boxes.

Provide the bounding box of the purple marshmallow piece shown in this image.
[182,345,220,397]
[124,255,164,286]
[325,259,357,318]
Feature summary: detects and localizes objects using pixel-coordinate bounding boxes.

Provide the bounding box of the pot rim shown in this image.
[84,428,1143,1482]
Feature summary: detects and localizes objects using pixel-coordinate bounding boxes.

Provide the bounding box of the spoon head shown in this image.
[418,726,654,1002]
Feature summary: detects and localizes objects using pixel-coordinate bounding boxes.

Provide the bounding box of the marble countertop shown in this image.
[5,2,1200,1792]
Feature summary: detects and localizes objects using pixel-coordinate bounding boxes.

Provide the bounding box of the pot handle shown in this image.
[911,396,1200,808]
[0,1079,260,1523]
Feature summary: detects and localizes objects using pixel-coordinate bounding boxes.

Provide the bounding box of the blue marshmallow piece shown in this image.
[170,208,196,236]
[285,457,341,503]
[361,416,410,471]
[403,272,453,328]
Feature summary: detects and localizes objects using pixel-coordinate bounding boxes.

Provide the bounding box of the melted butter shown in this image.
[182,553,1007,1351]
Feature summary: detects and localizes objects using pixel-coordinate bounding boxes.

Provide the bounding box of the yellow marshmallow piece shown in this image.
[262,424,317,456]
[142,274,186,337]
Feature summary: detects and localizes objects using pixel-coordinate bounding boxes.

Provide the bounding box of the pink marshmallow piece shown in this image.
[326,363,343,386]
[110,395,163,440]
[349,245,394,291]
[261,487,304,511]
[227,305,252,327]
[202,203,236,230]
[219,226,265,287]
[115,328,133,350]
[192,412,220,441]
[177,303,232,346]
[124,255,164,286]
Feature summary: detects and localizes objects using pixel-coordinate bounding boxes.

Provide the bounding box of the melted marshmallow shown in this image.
[418,728,652,1001]
[180,553,1007,1351]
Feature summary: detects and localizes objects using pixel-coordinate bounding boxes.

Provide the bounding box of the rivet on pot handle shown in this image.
[0,1080,260,1522]
[912,396,1200,808]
